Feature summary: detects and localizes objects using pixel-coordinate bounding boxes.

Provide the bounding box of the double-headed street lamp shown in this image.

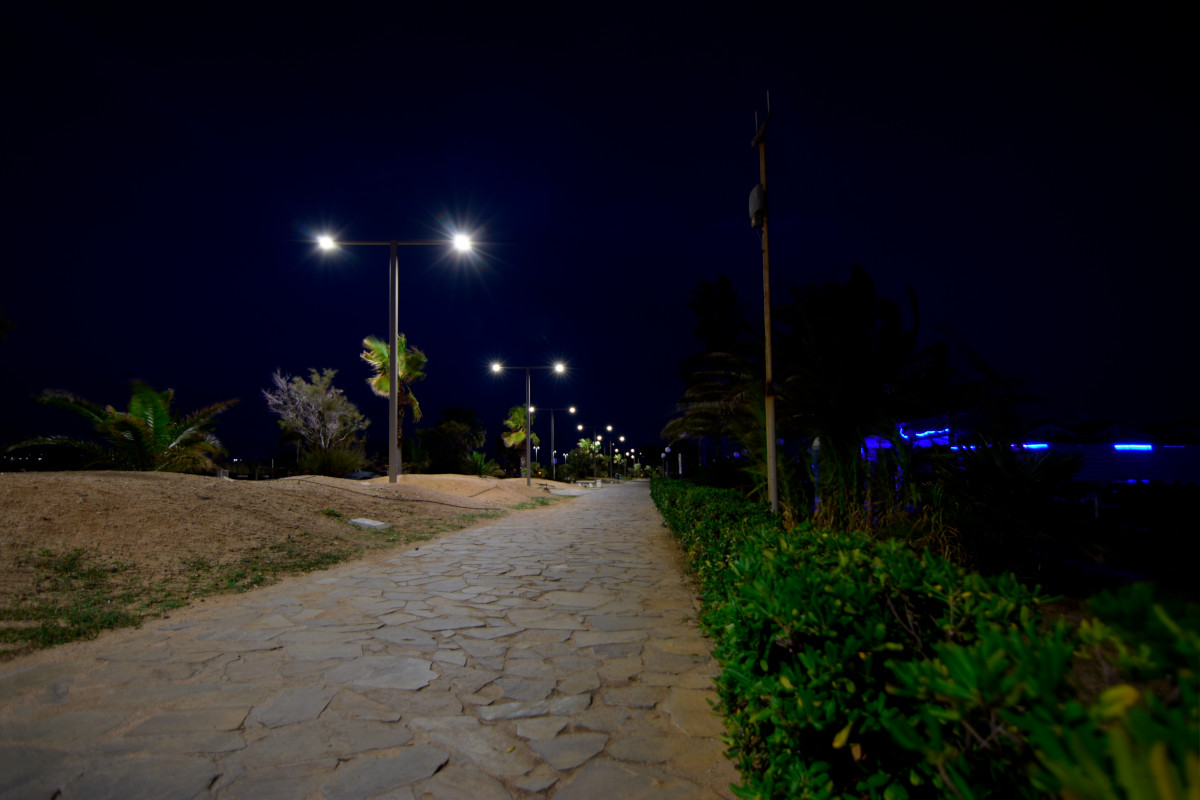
[611,434,625,478]
[491,361,566,486]
[597,432,625,479]
[532,405,575,480]
[317,233,472,484]
[577,423,613,480]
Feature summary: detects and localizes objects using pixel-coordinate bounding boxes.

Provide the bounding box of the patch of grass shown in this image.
[466,509,508,521]
[0,505,503,659]
[419,508,510,536]
[507,496,558,511]
[0,548,142,652]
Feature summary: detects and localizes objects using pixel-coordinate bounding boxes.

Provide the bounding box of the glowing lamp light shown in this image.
[553,362,566,373]
[453,233,472,252]
[317,235,336,250]
[1113,443,1153,451]
[490,362,503,373]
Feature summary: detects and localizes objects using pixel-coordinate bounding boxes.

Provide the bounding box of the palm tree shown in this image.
[665,266,932,528]
[501,405,539,477]
[10,382,238,473]
[772,265,924,529]
[361,333,427,475]
[663,274,762,468]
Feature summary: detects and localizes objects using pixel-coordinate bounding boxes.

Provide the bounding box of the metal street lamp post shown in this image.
[605,434,624,479]
[491,362,566,486]
[536,406,576,480]
[317,233,471,484]
[576,423,612,480]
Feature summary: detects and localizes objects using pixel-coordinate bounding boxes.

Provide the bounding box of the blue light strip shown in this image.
[1113,443,1153,451]
[1022,443,1049,450]
[899,426,950,441]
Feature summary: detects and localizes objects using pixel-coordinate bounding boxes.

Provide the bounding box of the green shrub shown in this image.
[652,480,781,602]
[299,444,367,476]
[468,451,503,477]
[651,479,1199,800]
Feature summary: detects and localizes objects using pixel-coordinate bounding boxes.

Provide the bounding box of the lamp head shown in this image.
[490,362,503,373]
[553,362,566,373]
[453,233,472,252]
[317,235,336,250]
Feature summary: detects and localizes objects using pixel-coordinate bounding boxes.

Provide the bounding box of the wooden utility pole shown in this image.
[751,111,779,513]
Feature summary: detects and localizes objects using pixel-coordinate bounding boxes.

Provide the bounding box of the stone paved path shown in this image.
[0,482,738,799]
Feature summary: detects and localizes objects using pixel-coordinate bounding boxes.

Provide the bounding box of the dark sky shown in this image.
[3,4,1195,463]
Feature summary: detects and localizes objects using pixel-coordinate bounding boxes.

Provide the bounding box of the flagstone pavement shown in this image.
[0,481,739,799]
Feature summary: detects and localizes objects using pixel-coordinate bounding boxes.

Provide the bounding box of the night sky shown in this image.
[3,4,1195,465]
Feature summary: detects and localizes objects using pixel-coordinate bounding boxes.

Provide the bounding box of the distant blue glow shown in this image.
[1022,443,1049,450]
[1113,444,1153,451]
[1163,445,1185,449]
[899,426,950,441]
[950,445,979,451]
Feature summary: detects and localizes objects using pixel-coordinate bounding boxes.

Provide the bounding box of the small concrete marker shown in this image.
[348,518,388,529]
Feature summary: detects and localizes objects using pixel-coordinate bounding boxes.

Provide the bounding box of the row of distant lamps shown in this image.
[316,231,622,486]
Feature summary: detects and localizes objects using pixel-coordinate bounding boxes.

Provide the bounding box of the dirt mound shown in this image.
[0,471,574,634]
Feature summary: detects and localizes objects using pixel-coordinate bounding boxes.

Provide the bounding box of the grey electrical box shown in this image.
[749,183,766,229]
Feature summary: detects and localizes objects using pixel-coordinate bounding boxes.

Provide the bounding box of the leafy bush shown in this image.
[653,480,782,602]
[10,382,237,473]
[468,450,503,477]
[298,444,366,477]
[652,479,1199,800]
[263,368,369,476]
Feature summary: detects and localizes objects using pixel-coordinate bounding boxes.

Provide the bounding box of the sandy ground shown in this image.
[0,471,574,627]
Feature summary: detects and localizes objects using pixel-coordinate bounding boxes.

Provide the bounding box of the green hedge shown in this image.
[651,479,1199,800]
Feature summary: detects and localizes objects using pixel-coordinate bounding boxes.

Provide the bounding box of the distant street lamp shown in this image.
[576,423,612,480]
[491,361,566,486]
[317,233,472,483]
[536,405,576,480]
[608,434,625,479]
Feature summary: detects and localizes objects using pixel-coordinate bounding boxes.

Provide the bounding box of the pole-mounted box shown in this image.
[749,183,766,229]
